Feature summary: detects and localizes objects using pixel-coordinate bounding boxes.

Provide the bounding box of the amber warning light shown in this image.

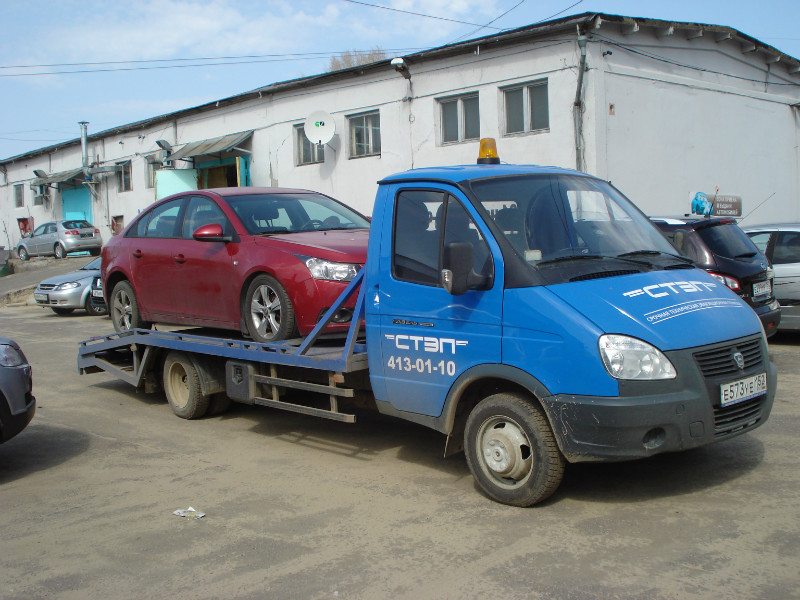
[477,138,500,164]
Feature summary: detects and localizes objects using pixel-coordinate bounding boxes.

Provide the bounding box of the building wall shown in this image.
[2,22,800,255]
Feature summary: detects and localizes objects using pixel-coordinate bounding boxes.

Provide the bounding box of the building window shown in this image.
[348,111,381,158]
[33,185,48,206]
[295,125,325,166]
[14,184,24,208]
[439,94,480,144]
[504,80,549,135]
[145,156,159,189]
[117,161,132,192]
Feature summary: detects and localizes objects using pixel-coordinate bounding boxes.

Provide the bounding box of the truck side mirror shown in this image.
[441,242,474,296]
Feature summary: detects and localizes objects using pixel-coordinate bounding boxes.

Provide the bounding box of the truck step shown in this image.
[253,396,356,423]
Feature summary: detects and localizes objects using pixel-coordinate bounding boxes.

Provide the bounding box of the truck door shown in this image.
[369,186,503,417]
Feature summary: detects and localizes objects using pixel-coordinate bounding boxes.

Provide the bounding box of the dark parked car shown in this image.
[0,337,35,444]
[102,187,370,343]
[17,219,102,260]
[651,216,780,336]
[744,223,800,330]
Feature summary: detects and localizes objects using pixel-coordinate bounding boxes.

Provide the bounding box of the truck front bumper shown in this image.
[539,334,777,463]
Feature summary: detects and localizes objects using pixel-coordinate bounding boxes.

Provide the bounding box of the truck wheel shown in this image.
[465,393,565,507]
[17,246,29,261]
[54,243,66,259]
[110,281,151,332]
[163,351,210,419]
[244,274,296,342]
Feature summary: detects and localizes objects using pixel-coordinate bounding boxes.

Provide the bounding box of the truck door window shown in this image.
[392,190,491,286]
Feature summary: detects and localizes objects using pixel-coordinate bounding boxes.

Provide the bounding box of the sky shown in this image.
[2,0,799,161]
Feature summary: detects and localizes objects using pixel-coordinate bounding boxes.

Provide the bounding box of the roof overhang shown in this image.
[169,130,253,161]
[30,167,85,187]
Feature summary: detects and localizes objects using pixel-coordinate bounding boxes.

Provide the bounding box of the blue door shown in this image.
[369,185,504,417]
[61,185,93,223]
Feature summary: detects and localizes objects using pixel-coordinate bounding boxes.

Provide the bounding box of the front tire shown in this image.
[85,294,108,316]
[162,351,209,419]
[464,393,565,507]
[54,244,66,259]
[244,274,296,342]
[17,246,29,261]
[110,281,151,332]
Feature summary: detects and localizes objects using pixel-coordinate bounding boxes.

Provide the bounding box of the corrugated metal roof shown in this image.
[30,167,84,187]
[169,130,253,161]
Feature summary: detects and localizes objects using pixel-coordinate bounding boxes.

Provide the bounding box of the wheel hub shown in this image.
[480,421,532,481]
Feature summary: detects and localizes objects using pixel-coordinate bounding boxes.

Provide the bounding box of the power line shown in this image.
[339,0,504,30]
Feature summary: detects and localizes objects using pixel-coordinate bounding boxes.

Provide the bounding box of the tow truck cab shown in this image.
[364,147,775,504]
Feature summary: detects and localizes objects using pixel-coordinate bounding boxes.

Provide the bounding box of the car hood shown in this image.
[252,229,369,262]
[38,269,98,286]
[545,269,763,351]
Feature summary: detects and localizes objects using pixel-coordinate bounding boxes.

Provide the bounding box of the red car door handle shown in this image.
[132,249,143,258]
[173,254,186,263]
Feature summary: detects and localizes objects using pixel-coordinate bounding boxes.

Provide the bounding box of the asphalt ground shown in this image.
[0,301,799,600]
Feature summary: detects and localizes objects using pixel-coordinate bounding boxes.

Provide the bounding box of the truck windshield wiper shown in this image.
[537,253,651,267]
[617,249,694,264]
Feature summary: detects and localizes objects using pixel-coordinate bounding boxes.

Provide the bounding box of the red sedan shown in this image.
[102,187,370,342]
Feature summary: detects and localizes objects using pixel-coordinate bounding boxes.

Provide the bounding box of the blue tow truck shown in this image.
[79,140,776,506]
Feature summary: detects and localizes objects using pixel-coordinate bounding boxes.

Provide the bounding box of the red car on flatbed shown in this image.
[101,187,370,342]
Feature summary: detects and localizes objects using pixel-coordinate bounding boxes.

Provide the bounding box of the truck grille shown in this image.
[713,396,765,438]
[693,338,763,378]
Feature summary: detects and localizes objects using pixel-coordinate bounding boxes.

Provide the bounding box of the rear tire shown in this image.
[51,307,75,315]
[110,281,151,332]
[464,392,565,507]
[54,244,66,259]
[17,247,29,261]
[89,248,101,256]
[163,351,209,419]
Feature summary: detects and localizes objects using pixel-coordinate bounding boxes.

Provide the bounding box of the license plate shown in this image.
[34,293,48,302]
[721,373,767,407]
[753,280,771,297]
[92,289,104,298]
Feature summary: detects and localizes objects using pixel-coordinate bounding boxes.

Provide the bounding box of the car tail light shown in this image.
[709,272,741,291]
[94,228,100,234]
[65,230,79,236]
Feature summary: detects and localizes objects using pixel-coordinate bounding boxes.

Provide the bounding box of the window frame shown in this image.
[438,93,480,145]
[502,79,549,136]
[116,160,132,192]
[348,110,381,159]
[295,124,325,166]
[14,184,24,208]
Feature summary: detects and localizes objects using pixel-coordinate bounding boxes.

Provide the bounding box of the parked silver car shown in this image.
[17,219,102,260]
[744,223,800,330]
[33,257,107,316]
[0,337,35,444]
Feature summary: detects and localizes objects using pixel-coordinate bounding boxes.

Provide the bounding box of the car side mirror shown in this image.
[441,242,491,295]
[192,223,231,243]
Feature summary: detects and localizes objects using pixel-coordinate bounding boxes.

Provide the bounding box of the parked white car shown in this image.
[744,224,800,330]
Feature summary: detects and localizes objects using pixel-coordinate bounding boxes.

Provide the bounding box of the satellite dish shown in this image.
[304,111,336,145]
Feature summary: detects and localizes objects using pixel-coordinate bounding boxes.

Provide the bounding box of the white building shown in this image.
[2,12,799,251]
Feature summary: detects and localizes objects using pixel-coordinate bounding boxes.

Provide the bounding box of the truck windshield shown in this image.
[470,174,680,276]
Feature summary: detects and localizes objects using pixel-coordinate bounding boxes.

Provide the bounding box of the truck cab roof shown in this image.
[379,163,592,185]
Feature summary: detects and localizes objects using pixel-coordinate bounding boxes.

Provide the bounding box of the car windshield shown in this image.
[696,222,759,259]
[226,193,370,235]
[63,220,93,229]
[80,257,102,270]
[469,174,679,276]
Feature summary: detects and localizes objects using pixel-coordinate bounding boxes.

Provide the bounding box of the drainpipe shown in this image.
[79,121,89,173]
[573,31,588,172]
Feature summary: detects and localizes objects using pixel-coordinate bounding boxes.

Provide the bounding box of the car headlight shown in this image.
[305,258,359,282]
[598,334,676,380]
[0,344,26,367]
[55,281,81,290]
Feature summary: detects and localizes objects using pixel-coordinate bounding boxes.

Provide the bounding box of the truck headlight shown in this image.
[305,258,359,282]
[0,344,26,367]
[598,334,676,380]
